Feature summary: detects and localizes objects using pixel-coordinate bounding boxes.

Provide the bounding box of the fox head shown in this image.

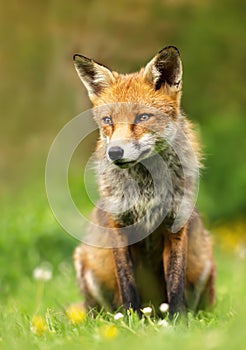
[73,46,184,167]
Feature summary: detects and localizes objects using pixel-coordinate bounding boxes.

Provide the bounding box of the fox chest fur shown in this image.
[95,145,185,232]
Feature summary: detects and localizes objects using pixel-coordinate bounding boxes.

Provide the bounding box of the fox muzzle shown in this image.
[107,146,124,161]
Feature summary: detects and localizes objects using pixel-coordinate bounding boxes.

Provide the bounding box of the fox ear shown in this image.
[73,54,115,102]
[143,46,182,93]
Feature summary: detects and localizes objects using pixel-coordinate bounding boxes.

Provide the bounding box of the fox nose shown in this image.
[108,146,124,161]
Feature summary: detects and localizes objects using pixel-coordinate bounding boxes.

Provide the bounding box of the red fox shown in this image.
[73,46,215,318]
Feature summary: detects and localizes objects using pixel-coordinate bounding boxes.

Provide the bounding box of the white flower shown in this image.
[33,263,52,282]
[142,307,152,316]
[157,319,169,327]
[114,312,124,320]
[159,303,169,313]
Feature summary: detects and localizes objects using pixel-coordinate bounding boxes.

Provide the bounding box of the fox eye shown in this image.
[135,113,153,123]
[102,116,113,125]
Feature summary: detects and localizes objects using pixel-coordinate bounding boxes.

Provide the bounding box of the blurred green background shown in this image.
[1,0,246,221]
[1,1,246,348]
[1,0,246,303]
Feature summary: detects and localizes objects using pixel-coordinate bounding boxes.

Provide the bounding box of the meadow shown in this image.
[1,0,246,349]
[1,178,246,350]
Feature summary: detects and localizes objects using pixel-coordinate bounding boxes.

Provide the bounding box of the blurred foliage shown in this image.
[0,0,245,223]
[0,184,76,299]
[214,220,246,255]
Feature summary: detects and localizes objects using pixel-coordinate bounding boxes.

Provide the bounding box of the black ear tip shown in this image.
[73,54,82,62]
[159,46,180,56]
[73,54,91,63]
[73,54,80,62]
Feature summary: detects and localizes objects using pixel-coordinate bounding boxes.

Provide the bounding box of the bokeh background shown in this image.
[1,0,246,309]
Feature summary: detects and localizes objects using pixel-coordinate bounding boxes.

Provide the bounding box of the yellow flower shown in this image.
[31,315,48,336]
[100,325,119,339]
[66,304,86,324]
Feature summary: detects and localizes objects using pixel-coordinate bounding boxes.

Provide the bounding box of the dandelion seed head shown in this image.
[33,262,53,282]
[114,312,124,320]
[142,306,152,316]
[157,319,169,327]
[159,303,169,313]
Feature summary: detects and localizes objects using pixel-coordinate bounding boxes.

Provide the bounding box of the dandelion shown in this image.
[31,315,48,336]
[100,325,119,339]
[157,319,169,328]
[114,312,124,320]
[33,267,52,281]
[159,303,169,313]
[33,263,53,314]
[33,264,53,282]
[142,306,152,316]
[66,304,86,324]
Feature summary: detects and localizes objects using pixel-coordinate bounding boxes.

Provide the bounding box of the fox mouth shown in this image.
[113,159,137,168]
[113,149,151,168]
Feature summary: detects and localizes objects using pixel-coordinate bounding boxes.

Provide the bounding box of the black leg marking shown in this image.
[163,229,187,320]
[113,247,141,316]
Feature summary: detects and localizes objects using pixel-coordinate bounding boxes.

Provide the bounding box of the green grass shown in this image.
[1,0,246,348]
[1,179,246,350]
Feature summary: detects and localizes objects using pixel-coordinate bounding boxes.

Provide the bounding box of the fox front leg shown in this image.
[112,246,141,316]
[163,227,187,319]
